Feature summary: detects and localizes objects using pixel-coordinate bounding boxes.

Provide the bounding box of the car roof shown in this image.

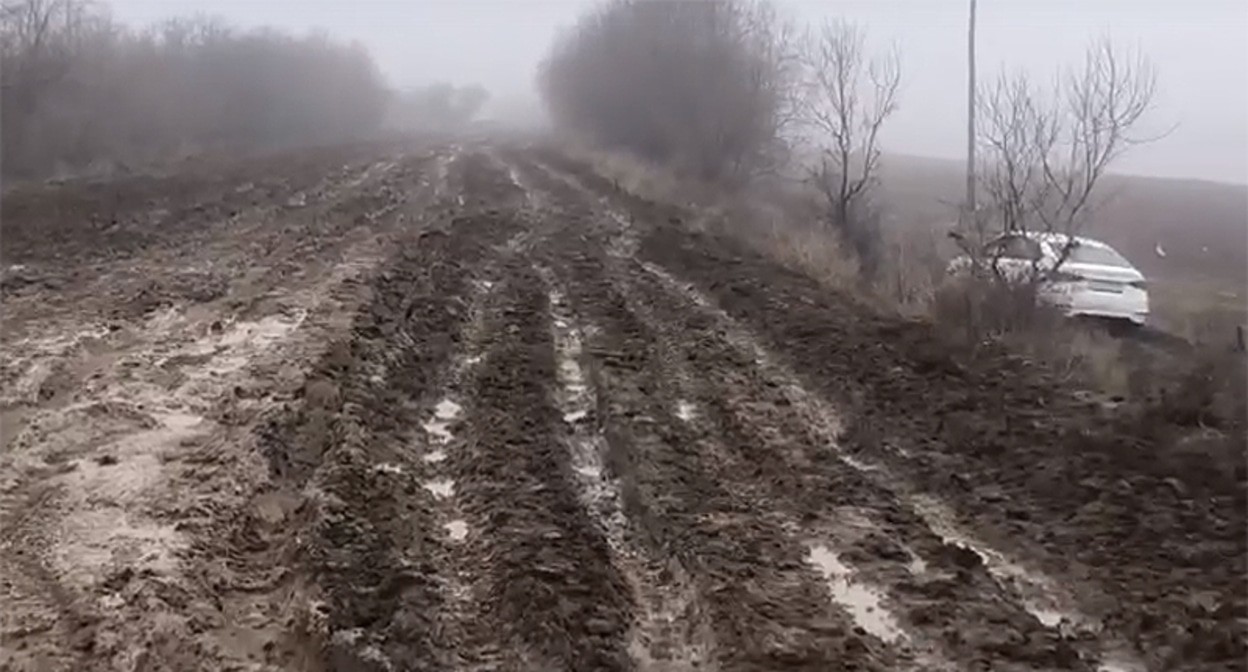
[1001,231,1112,249]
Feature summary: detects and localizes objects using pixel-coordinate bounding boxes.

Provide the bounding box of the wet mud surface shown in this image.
[2,140,1242,672]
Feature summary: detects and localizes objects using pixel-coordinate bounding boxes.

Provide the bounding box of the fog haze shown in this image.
[110,0,1248,184]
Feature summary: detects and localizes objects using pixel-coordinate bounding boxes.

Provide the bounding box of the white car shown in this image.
[948,231,1150,325]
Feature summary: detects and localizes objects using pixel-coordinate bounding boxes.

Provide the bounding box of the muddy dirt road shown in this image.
[2,142,1243,672]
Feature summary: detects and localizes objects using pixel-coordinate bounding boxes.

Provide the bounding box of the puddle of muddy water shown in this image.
[197,310,309,376]
[908,494,1149,672]
[433,399,462,420]
[840,454,883,473]
[423,478,455,499]
[160,411,204,431]
[218,311,307,349]
[422,398,462,445]
[676,400,696,422]
[906,551,928,576]
[444,519,469,542]
[575,465,602,479]
[544,281,627,551]
[910,495,1085,629]
[559,359,584,384]
[422,419,453,444]
[806,544,906,644]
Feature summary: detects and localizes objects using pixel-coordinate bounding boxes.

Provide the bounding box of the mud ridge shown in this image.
[446,256,633,670]
[627,199,1244,671]
[251,151,526,669]
[534,211,889,671]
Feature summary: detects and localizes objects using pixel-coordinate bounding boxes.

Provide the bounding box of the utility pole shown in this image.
[966,0,978,219]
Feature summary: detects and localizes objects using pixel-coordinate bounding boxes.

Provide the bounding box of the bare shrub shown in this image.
[956,37,1159,267]
[540,0,799,185]
[1,1,390,180]
[930,275,1067,349]
[797,19,899,277]
[877,223,946,313]
[927,37,1163,378]
[754,217,860,289]
[1050,327,1130,395]
[562,140,717,209]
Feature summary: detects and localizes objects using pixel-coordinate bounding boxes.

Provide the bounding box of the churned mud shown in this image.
[2,140,1241,672]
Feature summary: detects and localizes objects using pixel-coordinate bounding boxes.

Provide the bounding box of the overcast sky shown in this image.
[109,0,1248,184]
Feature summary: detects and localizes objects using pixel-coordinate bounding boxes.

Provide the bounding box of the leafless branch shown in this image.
[797,19,899,273]
[970,37,1160,270]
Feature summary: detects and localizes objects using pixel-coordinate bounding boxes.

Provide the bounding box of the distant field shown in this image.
[878,153,1247,338]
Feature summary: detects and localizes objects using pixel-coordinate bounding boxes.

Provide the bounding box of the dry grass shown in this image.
[1049,327,1132,397]
[570,144,1245,423]
[560,138,718,208]
[746,217,862,288]
[930,278,1055,344]
[565,139,866,292]
[1150,279,1246,349]
[876,224,950,315]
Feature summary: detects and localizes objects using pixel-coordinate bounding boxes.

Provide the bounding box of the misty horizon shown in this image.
[104,0,1248,186]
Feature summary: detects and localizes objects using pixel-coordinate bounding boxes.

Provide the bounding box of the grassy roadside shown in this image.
[559,139,1246,446]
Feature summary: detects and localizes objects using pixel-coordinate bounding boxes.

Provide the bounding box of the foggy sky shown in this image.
[110,0,1248,184]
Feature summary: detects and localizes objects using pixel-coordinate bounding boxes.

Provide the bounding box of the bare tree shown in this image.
[975,71,1057,238]
[1,0,97,172]
[1038,38,1157,241]
[799,19,900,275]
[0,0,91,95]
[966,37,1159,268]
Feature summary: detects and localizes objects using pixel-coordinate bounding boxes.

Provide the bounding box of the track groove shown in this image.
[524,153,1144,672]
[452,256,633,671]
[4,142,1240,672]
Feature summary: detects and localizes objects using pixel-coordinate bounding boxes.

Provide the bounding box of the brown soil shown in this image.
[2,140,1242,672]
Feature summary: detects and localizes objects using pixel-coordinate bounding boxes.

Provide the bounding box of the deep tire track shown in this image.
[449,257,634,671]
[633,222,1245,672]
[618,257,1093,672]
[524,152,1138,671]
[13,140,1235,672]
[533,149,1242,671]
[521,186,889,670]
[255,151,527,670]
[0,147,449,672]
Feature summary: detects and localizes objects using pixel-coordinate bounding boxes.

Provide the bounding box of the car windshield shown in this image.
[1066,243,1132,268]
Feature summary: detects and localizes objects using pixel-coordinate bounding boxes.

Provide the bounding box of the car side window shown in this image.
[987,236,1042,261]
[1016,237,1043,261]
